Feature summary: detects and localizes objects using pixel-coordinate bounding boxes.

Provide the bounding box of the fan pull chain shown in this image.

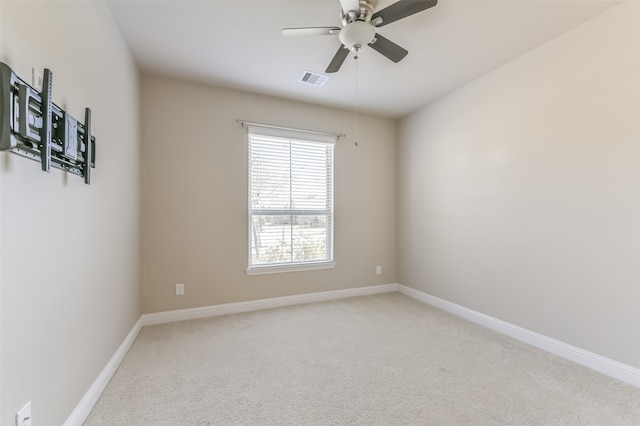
[354,49,359,147]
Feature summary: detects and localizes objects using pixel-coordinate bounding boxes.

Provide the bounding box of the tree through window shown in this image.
[247,124,335,273]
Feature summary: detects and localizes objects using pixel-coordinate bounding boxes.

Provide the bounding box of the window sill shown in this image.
[246,261,336,276]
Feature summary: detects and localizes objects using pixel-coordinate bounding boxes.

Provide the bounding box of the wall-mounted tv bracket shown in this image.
[0,62,95,184]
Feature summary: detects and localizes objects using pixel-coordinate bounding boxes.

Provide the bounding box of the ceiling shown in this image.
[107,0,619,119]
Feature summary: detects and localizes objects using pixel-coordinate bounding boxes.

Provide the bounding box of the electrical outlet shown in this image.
[16,401,32,426]
[376,266,382,275]
[176,283,184,296]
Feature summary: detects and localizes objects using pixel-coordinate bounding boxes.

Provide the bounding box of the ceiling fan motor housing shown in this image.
[339,20,376,51]
[357,0,376,21]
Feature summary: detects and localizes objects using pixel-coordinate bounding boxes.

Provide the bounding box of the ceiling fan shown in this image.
[282,0,438,74]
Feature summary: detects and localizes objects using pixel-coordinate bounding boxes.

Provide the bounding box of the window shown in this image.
[247,124,335,274]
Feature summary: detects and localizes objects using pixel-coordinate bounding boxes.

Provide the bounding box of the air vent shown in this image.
[299,71,329,87]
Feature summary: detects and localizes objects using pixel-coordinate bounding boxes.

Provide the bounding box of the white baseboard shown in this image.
[397,284,640,389]
[67,281,639,425]
[64,317,144,426]
[141,283,398,326]
[65,283,396,424]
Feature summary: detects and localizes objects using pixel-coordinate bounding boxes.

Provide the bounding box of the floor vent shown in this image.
[299,71,329,87]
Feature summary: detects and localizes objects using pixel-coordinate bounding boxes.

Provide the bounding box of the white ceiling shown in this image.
[107,0,619,118]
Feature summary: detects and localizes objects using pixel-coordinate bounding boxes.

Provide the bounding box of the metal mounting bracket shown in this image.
[0,62,95,184]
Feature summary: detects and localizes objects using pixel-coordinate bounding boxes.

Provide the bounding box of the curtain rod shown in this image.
[236,119,346,140]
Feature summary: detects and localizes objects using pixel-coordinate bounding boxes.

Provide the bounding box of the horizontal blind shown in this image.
[248,129,334,268]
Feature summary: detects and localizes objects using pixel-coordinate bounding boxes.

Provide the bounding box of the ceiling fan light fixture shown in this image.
[283,0,439,74]
[338,20,375,52]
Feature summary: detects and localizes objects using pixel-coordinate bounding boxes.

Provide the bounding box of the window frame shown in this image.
[245,124,336,275]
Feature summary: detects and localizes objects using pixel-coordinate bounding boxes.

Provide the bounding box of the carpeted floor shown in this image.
[85,293,640,425]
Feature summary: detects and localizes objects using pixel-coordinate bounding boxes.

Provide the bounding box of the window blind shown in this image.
[248,125,335,271]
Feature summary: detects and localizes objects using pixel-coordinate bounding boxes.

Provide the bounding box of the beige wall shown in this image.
[398,2,640,369]
[0,1,140,423]
[141,75,396,313]
[1,0,635,421]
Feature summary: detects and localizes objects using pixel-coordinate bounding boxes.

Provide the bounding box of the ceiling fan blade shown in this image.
[372,0,437,27]
[369,33,408,63]
[326,44,350,73]
[282,27,341,37]
[339,0,361,15]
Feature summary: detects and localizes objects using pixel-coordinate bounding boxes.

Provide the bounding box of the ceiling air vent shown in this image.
[299,71,329,87]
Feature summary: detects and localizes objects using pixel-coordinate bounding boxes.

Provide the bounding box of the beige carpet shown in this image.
[85,293,640,425]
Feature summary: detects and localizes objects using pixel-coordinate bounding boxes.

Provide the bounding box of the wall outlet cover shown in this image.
[16,401,32,426]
